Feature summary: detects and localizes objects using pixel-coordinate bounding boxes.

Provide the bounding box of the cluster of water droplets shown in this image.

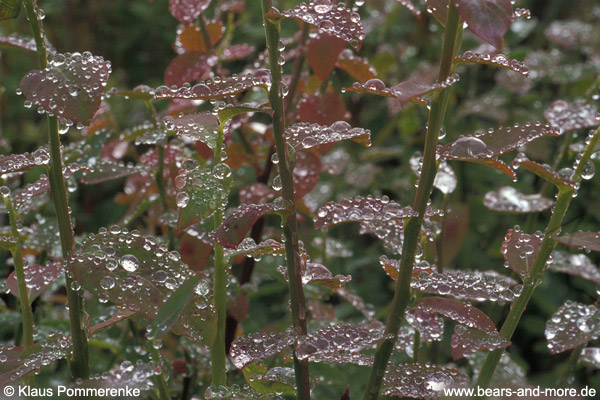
[225,237,285,261]
[312,236,353,259]
[0,148,50,176]
[0,33,39,52]
[71,361,161,391]
[163,113,219,149]
[512,152,578,189]
[275,1,364,50]
[501,227,543,279]
[545,100,600,134]
[120,122,167,146]
[239,183,276,205]
[7,262,63,302]
[285,121,371,150]
[549,250,600,285]
[406,308,444,342]
[580,347,600,369]
[154,70,271,100]
[457,51,529,75]
[451,325,508,360]
[205,384,283,400]
[278,260,351,288]
[174,158,230,214]
[229,328,297,369]
[415,297,495,333]
[484,186,553,213]
[409,153,457,194]
[545,301,600,354]
[382,364,469,398]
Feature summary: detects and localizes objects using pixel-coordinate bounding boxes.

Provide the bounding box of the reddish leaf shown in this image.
[545,100,600,134]
[19,52,111,125]
[297,91,350,125]
[177,21,223,53]
[156,70,271,100]
[0,148,50,175]
[451,326,509,360]
[278,261,351,289]
[501,227,543,280]
[314,196,417,230]
[379,256,434,281]
[484,186,553,213]
[229,328,297,369]
[88,308,138,337]
[210,202,289,248]
[454,0,513,50]
[7,262,62,303]
[307,299,335,321]
[412,297,496,333]
[406,308,445,342]
[455,51,528,75]
[240,183,277,205]
[546,301,600,355]
[222,44,255,61]
[512,156,577,189]
[169,0,211,24]
[335,50,377,83]
[554,232,600,252]
[268,1,365,51]
[0,34,36,52]
[164,52,216,86]
[426,0,451,25]
[292,150,322,199]
[549,251,600,285]
[286,121,370,151]
[383,364,469,398]
[307,32,346,81]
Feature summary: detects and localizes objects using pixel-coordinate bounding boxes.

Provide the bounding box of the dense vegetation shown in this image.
[1,0,600,398]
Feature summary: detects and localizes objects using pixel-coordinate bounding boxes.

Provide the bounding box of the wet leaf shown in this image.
[177,21,222,53]
[501,227,543,280]
[455,51,528,75]
[108,84,155,102]
[225,238,286,260]
[278,261,351,289]
[79,161,148,184]
[0,33,36,52]
[411,297,497,333]
[0,148,50,175]
[0,332,71,386]
[451,325,509,360]
[67,227,217,345]
[175,161,231,231]
[314,196,417,230]
[0,0,21,21]
[411,269,519,303]
[454,0,513,50]
[7,262,62,303]
[380,255,434,281]
[512,156,577,189]
[155,71,271,100]
[382,363,469,398]
[222,44,255,61]
[554,231,600,252]
[292,150,321,199]
[88,308,137,337]
[307,32,346,81]
[295,323,387,361]
[243,364,296,396]
[285,121,371,151]
[335,49,377,83]
[484,186,554,213]
[210,201,289,248]
[545,100,600,134]
[70,361,161,391]
[169,0,211,24]
[239,183,276,205]
[205,385,284,399]
[268,1,365,51]
[166,112,220,149]
[410,154,457,194]
[0,235,17,251]
[545,301,600,355]
[549,251,600,284]
[580,348,600,369]
[216,103,270,125]
[164,52,216,87]
[229,328,297,369]
[406,308,445,342]
[19,52,111,125]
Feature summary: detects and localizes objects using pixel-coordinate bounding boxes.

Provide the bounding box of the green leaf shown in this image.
[0,0,21,21]
[0,234,17,251]
[243,363,296,397]
[217,103,271,125]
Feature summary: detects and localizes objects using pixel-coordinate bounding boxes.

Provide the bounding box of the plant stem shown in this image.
[260,1,311,398]
[211,124,228,386]
[475,125,600,389]
[23,0,90,380]
[557,345,583,387]
[3,198,34,347]
[147,340,172,400]
[362,3,461,399]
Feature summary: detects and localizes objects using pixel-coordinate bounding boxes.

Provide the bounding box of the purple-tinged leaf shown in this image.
[19,52,111,125]
[7,262,62,303]
[411,269,519,303]
[412,297,497,333]
[545,100,600,134]
[88,308,137,337]
[0,33,36,52]
[164,52,216,87]
[512,155,577,189]
[545,301,600,355]
[451,325,510,360]
[549,251,600,284]
[580,347,600,369]
[307,32,346,82]
[229,328,297,369]
[314,196,417,230]
[285,121,371,151]
[12,176,51,213]
[360,219,405,254]
[222,44,255,61]
[169,0,211,24]
[268,1,365,51]
[79,161,149,184]
[175,160,231,231]
[554,232,600,252]
[307,299,335,322]
[0,148,50,175]
[70,362,161,391]
[67,227,217,345]
[155,71,271,100]
[396,0,422,18]
[336,288,375,319]
[335,49,377,83]
[278,261,351,289]
[454,0,513,50]
[296,323,387,361]
[210,201,289,248]
[0,332,71,386]
[0,0,21,21]
[240,183,276,205]
[380,256,434,281]
[225,238,286,260]
[166,112,220,148]
[298,91,350,125]
[308,352,374,366]
[406,308,444,342]
[291,150,321,199]
[455,51,528,75]
[484,186,554,213]
[383,363,469,398]
[501,227,543,280]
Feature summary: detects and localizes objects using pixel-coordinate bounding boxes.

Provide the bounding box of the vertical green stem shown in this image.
[475,125,600,389]
[557,345,583,387]
[23,0,90,380]
[362,3,461,399]
[147,340,172,400]
[211,124,228,386]
[3,198,34,347]
[260,1,311,398]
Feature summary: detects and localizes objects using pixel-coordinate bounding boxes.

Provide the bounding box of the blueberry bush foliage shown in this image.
[1,0,600,398]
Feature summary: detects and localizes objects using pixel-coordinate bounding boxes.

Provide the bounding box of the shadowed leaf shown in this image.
[412,297,496,333]
[545,100,600,134]
[230,328,297,369]
[240,183,276,205]
[383,364,469,398]
[291,150,321,199]
[454,0,513,50]
[7,262,62,303]
[545,301,600,355]
[177,21,222,53]
[501,227,542,280]
[554,231,600,252]
[451,326,509,360]
[298,91,350,125]
[222,44,255,61]
[549,251,600,284]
